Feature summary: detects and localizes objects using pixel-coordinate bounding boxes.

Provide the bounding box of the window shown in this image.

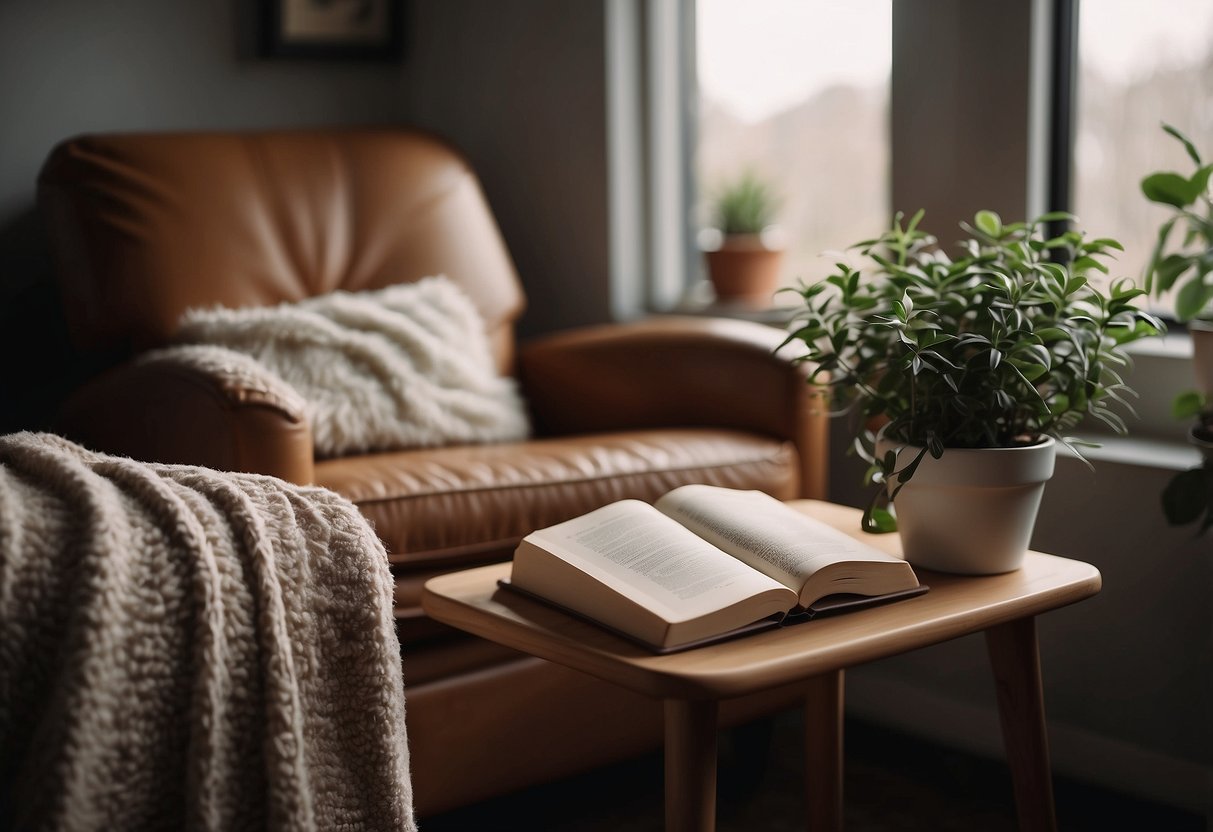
[694,0,891,302]
[1073,0,1213,319]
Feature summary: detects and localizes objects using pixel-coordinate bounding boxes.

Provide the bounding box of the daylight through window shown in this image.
[1073,0,1213,319]
[695,0,891,304]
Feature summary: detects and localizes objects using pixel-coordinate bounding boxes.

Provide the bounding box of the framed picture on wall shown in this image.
[260,0,403,61]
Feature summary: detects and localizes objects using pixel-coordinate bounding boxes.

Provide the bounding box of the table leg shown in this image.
[665,698,719,832]
[985,616,1058,832]
[804,669,844,831]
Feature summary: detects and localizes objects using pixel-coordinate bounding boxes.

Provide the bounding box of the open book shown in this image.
[507,485,924,652]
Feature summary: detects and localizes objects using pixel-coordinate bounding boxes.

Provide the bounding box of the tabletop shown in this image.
[422,500,1102,700]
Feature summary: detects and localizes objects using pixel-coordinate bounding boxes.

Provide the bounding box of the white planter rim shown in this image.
[876,434,1057,489]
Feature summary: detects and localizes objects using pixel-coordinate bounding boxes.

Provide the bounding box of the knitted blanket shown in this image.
[175,276,531,458]
[0,433,415,831]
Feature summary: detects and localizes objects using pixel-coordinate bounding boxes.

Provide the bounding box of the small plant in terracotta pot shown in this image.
[704,172,784,305]
[780,210,1164,573]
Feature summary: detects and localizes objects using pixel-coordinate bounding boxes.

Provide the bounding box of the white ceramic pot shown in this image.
[1188,320,1213,398]
[875,435,1057,575]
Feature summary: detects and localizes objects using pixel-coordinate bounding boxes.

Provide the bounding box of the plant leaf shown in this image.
[1141,172,1199,208]
[862,489,898,534]
[865,505,898,534]
[1090,237,1125,252]
[1162,467,1209,525]
[1072,255,1108,274]
[1145,217,1179,295]
[926,433,945,459]
[1172,390,1207,420]
[1175,277,1213,322]
[1163,122,1203,166]
[975,210,1002,238]
[1154,254,1193,293]
[1190,164,1213,199]
[1036,210,1077,224]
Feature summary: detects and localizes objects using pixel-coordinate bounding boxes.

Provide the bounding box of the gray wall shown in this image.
[0,1,411,219]
[402,0,613,338]
[891,0,1036,232]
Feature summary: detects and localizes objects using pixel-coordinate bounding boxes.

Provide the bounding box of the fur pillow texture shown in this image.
[175,277,530,458]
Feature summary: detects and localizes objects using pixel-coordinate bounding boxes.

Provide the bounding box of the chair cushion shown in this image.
[313,427,800,641]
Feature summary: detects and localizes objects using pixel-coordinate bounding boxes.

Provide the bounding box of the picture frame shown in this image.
[259,0,403,61]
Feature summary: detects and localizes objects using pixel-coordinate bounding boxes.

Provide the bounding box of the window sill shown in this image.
[1064,433,1202,472]
[671,286,1201,447]
[665,282,799,327]
[1124,329,1192,359]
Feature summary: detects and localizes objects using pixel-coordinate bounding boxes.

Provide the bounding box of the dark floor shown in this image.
[423,711,1204,831]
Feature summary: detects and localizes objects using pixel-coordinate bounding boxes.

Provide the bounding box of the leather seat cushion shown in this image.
[314,427,799,640]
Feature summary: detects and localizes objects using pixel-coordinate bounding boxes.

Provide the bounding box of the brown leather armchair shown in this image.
[38,129,827,817]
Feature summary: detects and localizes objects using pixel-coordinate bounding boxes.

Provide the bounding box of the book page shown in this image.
[655,485,905,591]
[524,499,792,623]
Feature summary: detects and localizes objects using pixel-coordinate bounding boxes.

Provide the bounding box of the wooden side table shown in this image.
[421,500,1101,832]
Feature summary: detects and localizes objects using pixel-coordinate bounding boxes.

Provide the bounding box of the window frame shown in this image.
[611,0,1194,444]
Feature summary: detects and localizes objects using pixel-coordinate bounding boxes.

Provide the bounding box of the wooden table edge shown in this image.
[421,555,1101,701]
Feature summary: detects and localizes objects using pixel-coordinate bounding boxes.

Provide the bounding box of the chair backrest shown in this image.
[38,129,526,373]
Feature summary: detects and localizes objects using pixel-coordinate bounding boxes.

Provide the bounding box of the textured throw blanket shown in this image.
[175,276,531,458]
[0,433,415,831]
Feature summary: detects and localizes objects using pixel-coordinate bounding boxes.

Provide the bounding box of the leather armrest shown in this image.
[517,316,827,498]
[55,346,315,483]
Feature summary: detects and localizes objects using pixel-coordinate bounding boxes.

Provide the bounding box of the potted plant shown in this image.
[1141,123,1213,398]
[780,210,1164,574]
[1140,123,1213,535]
[703,171,784,305]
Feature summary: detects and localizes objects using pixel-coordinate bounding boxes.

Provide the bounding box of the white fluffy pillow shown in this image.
[175,277,530,457]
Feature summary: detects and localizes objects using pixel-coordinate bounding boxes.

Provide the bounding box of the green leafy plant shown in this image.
[713,171,780,235]
[1162,450,1213,536]
[1141,123,1213,536]
[1141,123,1213,322]
[779,210,1165,531]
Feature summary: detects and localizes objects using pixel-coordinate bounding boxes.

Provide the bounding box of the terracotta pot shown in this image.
[875,435,1057,575]
[1189,319,1213,398]
[704,234,783,305]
